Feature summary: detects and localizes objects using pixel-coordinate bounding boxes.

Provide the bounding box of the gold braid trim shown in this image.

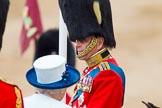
[77,37,98,58]
[99,62,111,71]
[14,86,23,108]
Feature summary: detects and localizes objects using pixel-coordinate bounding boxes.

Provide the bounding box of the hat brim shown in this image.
[26,65,80,89]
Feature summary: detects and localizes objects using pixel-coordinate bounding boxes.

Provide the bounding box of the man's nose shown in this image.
[75,40,81,47]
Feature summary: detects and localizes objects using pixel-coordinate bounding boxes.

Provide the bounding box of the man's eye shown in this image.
[77,39,85,43]
[79,39,85,42]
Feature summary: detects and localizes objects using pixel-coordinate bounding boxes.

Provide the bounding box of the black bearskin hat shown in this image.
[34,29,76,67]
[59,0,116,48]
[0,0,10,49]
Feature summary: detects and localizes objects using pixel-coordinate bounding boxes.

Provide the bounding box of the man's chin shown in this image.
[77,54,88,60]
[78,57,85,60]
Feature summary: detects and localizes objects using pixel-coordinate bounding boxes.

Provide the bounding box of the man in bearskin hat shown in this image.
[33,28,76,67]
[0,0,24,108]
[59,0,126,107]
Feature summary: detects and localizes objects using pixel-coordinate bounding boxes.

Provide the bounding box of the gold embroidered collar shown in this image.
[85,48,111,67]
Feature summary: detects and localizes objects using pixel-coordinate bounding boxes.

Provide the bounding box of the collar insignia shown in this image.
[86,48,111,67]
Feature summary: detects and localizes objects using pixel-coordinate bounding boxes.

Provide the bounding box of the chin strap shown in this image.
[77,37,98,58]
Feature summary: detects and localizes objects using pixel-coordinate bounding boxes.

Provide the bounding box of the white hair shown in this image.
[35,88,66,94]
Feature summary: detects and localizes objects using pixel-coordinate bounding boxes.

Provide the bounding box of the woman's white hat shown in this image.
[26,55,80,89]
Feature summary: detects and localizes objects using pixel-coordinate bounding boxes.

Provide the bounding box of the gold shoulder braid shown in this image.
[14,87,23,108]
[0,77,23,108]
[77,37,98,58]
[86,48,111,67]
[99,62,111,71]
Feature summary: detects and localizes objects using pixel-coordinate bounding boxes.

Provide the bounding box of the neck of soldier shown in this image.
[85,47,111,67]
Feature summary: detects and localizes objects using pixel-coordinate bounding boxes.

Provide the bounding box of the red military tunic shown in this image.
[70,53,125,108]
[0,77,24,108]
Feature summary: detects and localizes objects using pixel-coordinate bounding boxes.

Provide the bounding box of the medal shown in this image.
[77,75,93,93]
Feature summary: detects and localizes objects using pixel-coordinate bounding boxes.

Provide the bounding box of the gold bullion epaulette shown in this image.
[98,62,110,71]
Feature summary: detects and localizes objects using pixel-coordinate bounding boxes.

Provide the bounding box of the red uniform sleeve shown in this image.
[0,80,24,108]
[87,70,124,108]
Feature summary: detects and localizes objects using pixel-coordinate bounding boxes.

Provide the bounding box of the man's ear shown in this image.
[97,37,104,50]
